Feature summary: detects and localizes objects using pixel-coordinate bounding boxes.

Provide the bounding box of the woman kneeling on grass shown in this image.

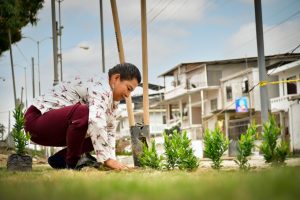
[24,63,141,170]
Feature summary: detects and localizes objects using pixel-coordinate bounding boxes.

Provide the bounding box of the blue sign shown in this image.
[235,97,248,112]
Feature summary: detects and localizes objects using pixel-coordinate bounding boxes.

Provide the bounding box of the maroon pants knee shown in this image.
[24,103,92,166]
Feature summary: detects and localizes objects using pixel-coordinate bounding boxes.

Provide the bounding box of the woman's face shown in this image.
[110,74,139,101]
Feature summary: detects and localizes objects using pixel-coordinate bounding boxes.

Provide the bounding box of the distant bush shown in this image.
[164,124,181,136]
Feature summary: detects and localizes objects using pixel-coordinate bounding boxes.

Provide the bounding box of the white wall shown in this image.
[290,103,300,152]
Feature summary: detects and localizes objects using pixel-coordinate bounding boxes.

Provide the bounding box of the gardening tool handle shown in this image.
[141,0,149,126]
[110,0,135,126]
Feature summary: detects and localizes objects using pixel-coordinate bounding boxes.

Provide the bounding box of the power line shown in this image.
[267,42,300,76]
[264,9,300,34]
[14,43,30,65]
[225,8,300,57]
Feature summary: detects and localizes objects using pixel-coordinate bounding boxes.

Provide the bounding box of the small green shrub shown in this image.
[260,115,289,166]
[163,130,199,171]
[274,141,289,166]
[234,123,257,170]
[12,105,30,155]
[139,140,163,169]
[204,127,229,170]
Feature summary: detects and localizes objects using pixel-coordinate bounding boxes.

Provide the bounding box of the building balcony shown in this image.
[165,83,187,100]
[270,94,299,112]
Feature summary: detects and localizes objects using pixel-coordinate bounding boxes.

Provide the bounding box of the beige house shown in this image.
[159,53,300,156]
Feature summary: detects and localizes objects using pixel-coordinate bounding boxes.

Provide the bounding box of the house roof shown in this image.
[158,53,300,77]
[138,83,164,91]
[267,59,300,75]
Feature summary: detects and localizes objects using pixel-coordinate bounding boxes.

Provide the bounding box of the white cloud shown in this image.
[225,19,300,58]
[43,0,211,26]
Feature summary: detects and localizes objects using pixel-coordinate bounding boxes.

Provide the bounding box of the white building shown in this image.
[159,53,300,157]
[269,59,300,153]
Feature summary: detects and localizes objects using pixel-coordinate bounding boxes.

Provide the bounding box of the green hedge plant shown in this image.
[234,122,257,170]
[204,127,229,170]
[139,140,163,169]
[260,115,289,166]
[12,105,30,155]
[163,130,199,171]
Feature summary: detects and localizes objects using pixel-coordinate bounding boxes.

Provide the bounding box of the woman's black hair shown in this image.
[108,63,141,84]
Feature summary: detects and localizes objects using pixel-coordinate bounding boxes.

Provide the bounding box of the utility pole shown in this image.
[254,0,269,124]
[8,111,11,138]
[57,0,64,81]
[99,0,105,73]
[51,0,59,86]
[37,41,41,96]
[24,67,28,108]
[8,29,17,107]
[32,57,35,99]
[21,87,24,107]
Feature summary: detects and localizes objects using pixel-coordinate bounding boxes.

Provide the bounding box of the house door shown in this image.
[228,117,250,157]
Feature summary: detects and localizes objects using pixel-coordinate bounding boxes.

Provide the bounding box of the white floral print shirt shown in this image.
[32,75,119,163]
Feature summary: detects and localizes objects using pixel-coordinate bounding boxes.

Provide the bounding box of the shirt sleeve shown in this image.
[86,86,116,163]
[106,120,117,160]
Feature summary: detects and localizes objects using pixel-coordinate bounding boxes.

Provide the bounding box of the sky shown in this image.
[1,0,300,138]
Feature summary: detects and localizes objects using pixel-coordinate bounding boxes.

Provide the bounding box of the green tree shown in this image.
[0,0,44,55]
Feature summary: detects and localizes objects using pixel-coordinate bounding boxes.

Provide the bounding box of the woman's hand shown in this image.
[104,159,129,170]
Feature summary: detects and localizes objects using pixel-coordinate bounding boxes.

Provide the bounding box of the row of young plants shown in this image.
[139,115,290,171]
[139,126,199,171]
[234,115,289,170]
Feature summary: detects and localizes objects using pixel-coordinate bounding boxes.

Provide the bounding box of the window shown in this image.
[210,99,217,111]
[182,103,188,117]
[162,115,166,124]
[242,78,249,94]
[169,105,173,119]
[226,86,232,101]
[287,76,297,95]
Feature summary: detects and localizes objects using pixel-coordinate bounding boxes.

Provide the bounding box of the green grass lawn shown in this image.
[0,165,299,200]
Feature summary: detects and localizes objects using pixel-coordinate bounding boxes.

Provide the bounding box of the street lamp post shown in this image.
[23,36,52,95]
[14,64,29,108]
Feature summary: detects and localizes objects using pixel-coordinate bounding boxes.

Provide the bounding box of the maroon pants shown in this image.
[24,103,93,166]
